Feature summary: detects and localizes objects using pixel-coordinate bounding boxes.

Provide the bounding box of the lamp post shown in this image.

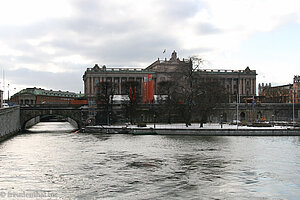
[293,88,295,126]
[236,92,239,129]
[236,74,240,130]
[7,83,9,101]
[220,114,223,128]
[290,85,295,127]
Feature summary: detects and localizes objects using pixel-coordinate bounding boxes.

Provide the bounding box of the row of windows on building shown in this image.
[90,76,254,96]
[18,97,74,105]
[40,93,77,97]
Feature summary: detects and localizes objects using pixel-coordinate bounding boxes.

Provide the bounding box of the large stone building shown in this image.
[83,51,257,103]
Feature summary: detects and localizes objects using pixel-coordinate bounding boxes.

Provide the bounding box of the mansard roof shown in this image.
[13,88,83,98]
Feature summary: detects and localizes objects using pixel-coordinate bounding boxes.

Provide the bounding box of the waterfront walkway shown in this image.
[91,123,296,130]
[84,123,300,136]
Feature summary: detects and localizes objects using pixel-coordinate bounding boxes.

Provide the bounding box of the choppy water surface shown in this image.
[1,122,300,199]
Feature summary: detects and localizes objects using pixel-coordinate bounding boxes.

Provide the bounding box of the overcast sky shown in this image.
[1,0,300,98]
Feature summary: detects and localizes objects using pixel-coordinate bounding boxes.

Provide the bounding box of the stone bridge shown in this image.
[20,106,83,130]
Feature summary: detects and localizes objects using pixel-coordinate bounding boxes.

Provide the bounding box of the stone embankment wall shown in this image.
[0,106,21,142]
[211,103,300,123]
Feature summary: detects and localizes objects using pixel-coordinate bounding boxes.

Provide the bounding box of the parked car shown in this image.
[2,103,9,108]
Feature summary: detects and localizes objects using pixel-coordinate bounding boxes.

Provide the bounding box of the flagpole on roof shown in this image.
[162,49,167,60]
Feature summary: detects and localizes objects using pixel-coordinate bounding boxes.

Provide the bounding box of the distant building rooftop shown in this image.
[13,87,83,98]
[196,67,256,75]
[84,51,256,76]
[85,65,155,74]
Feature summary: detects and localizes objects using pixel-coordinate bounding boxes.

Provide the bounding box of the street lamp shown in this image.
[236,91,239,129]
[293,88,295,126]
[290,85,295,126]
[220,114,223,128]
[236,74,240,130]
[7,83,10,101]
[290,85,295,127]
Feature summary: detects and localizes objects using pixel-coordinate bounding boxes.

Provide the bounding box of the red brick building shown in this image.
[293,75,300,104]
[10,88,84,105]
[259,75,300,103]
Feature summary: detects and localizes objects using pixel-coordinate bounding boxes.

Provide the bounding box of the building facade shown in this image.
[83,51,257,103]
[0,90,3,107]
[258,83,292,103]
[10,88,84,105]
[293,75,300,104]
[83,65,154,100]
[259,75,300,104]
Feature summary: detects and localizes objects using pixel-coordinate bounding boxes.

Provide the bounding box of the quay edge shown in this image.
[83,126,300,136]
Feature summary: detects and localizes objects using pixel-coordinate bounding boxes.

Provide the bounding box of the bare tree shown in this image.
[172,56,203,126]
[95,81,117,125]
[121,81,141,124]
[157,80,178,123]
[159,56,228,126]
[193,80,229,123]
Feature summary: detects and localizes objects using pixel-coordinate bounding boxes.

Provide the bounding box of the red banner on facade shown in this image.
[142,74,154,103]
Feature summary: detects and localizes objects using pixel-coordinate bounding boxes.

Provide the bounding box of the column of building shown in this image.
[243,78,246,96]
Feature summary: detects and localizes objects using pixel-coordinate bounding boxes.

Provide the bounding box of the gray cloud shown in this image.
[6,68,84,93]
[159,0,204,20]
[196,23,222,35]
[0,0,217,93]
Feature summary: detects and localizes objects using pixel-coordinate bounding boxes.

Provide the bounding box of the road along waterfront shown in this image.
[0,122,300,199]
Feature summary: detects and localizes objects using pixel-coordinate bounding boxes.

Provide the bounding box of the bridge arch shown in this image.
[20,107,82,131]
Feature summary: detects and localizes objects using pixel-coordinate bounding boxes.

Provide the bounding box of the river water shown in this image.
[1,122,300,200]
